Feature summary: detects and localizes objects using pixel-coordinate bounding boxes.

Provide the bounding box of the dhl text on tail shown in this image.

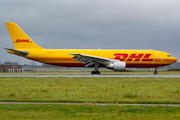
[5,22,177,74]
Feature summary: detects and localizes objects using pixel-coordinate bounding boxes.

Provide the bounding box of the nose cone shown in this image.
[173,57,177,63]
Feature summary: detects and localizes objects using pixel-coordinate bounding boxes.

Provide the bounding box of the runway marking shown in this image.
[0,75,180,77]
[0,102,180,106]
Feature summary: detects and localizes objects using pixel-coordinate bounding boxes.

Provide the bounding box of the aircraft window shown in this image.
[167,55,172,57]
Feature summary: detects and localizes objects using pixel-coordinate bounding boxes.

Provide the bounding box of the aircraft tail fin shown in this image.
[5,22,44,49]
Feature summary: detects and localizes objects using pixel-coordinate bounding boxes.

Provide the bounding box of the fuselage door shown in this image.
[156,52,161,61]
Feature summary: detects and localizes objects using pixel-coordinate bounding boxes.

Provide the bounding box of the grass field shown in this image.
[1,76,180,119]
[0,104,180,120]
[0,77,180,104]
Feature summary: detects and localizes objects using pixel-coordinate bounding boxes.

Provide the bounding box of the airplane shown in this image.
[5,22,177,74]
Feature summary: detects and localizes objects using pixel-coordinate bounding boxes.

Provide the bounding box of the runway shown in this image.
[0,75,180,77]
[0,102,180,106]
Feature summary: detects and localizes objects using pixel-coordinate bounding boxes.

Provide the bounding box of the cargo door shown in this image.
[156,52,161,62]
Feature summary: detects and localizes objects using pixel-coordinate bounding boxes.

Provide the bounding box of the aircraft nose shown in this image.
[173,58,177,63]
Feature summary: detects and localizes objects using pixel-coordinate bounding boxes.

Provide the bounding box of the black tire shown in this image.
[154,71,157,74]
[96,71,101,74]
[91,71,96,74]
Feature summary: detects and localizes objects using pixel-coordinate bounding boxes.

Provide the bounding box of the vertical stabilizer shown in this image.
[5,22,44,49]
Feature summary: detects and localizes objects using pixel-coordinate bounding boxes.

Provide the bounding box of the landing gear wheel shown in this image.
[91,71,96,74]
[96,71,100,74]
[154,71,157,75]
[91,71,101,74]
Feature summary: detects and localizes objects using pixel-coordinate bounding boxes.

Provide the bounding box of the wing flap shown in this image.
[70,53,119,67]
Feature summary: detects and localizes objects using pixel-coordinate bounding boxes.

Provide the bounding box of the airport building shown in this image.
[0,65,23,73]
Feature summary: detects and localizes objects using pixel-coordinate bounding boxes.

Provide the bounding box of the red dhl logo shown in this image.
[114,53,154,62]
[13,39,32,43]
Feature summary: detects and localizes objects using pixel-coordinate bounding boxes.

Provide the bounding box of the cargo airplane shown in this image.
[5,22,177,74]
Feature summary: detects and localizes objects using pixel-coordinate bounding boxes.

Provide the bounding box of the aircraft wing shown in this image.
[4,48,29,56]
[70,53,119,67]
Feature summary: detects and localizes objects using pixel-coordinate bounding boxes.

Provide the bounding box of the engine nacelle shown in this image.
[106,62,126,71]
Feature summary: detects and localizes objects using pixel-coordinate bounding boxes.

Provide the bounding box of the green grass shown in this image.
[1,77,180,119]
[0,77,180,104]
[0,104,180,120]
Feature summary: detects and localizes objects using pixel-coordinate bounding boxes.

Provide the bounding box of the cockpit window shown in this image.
[167,55,172,57]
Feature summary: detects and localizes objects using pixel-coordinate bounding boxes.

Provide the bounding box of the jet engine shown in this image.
[106,62,126,71]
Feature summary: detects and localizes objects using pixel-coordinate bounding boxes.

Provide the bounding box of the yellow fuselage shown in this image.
[11,49,176,68]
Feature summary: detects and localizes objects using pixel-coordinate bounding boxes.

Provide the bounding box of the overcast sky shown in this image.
[0,0,180,65]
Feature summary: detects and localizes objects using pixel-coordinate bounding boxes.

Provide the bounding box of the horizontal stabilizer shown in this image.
[4,48,29,56]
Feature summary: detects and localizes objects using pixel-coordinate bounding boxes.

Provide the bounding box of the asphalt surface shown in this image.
[0,75,180,77]
[0,102,180,106]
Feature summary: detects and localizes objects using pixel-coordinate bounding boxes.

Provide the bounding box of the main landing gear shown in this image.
[91,63,101,74]
[154,67,158,75]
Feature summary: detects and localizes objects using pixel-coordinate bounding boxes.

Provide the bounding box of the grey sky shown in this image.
[0,0,180,65]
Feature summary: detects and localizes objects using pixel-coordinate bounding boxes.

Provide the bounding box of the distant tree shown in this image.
[4,61,18,65]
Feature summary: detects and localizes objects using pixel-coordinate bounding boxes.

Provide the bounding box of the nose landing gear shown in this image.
[154,67,158,74]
